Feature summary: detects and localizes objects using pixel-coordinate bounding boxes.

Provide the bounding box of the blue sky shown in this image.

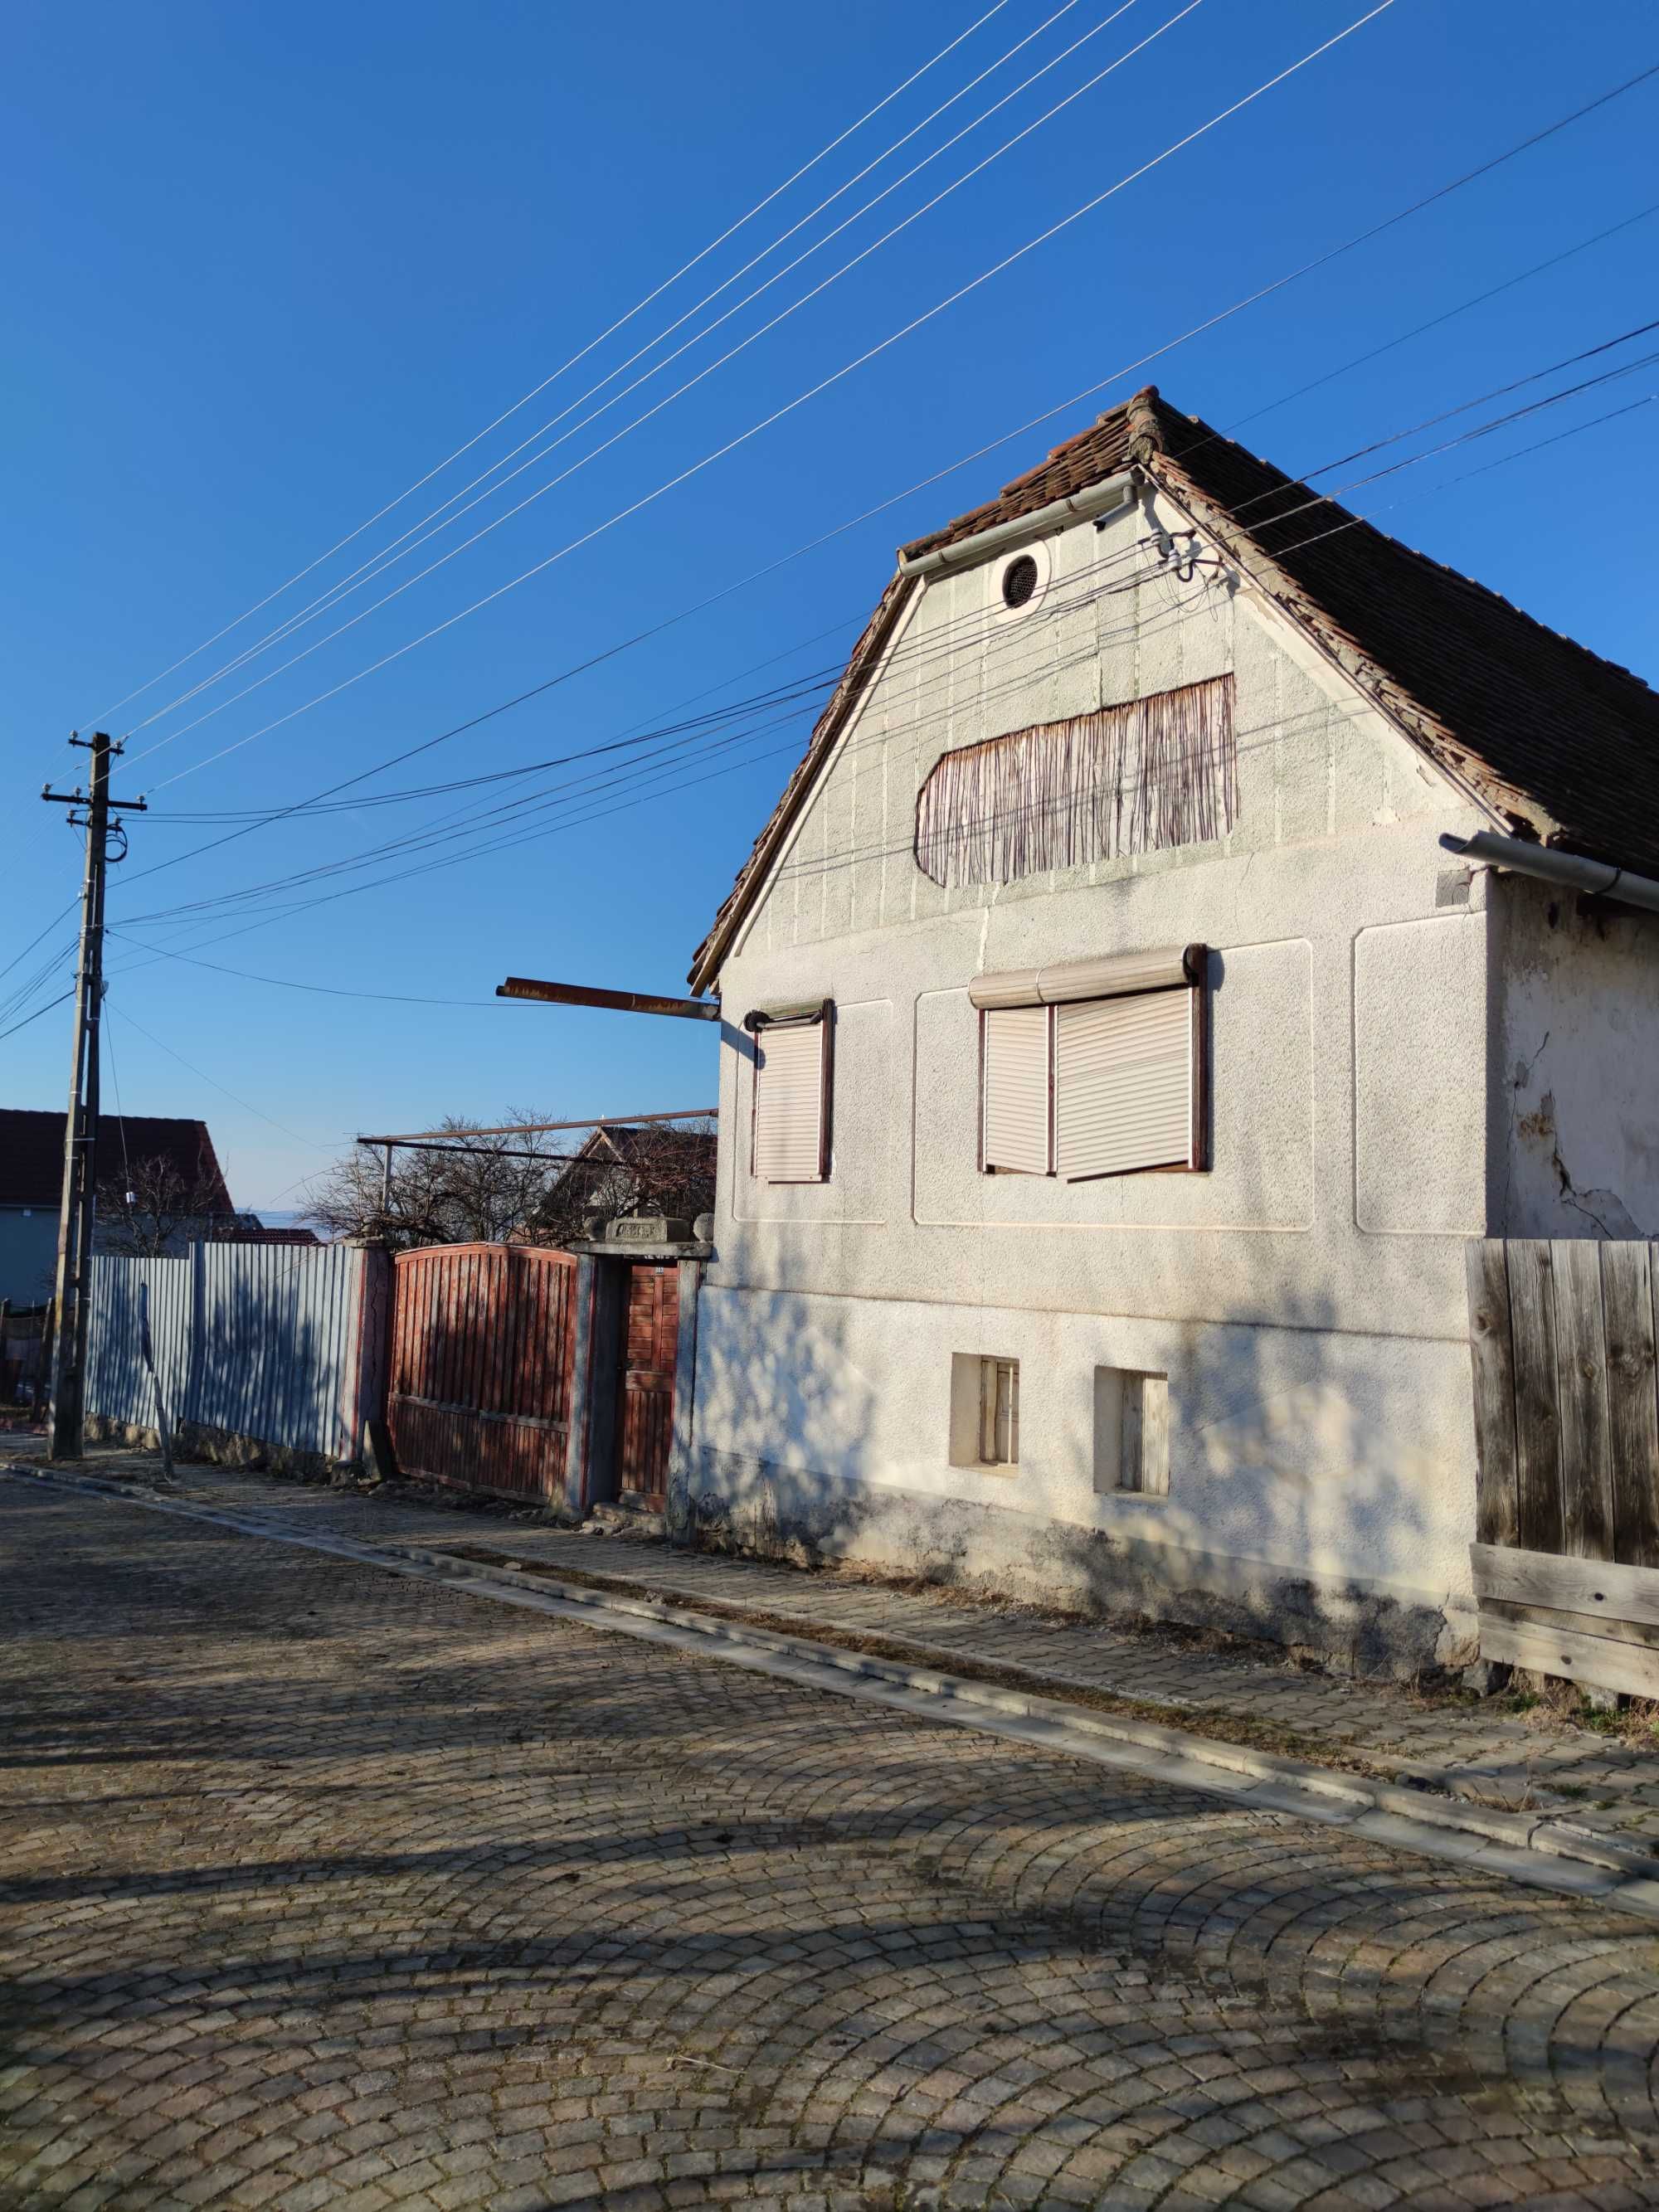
[3,0,1655,1210]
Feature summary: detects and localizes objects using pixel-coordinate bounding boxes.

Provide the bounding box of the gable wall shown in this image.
[691,498,1502,1662]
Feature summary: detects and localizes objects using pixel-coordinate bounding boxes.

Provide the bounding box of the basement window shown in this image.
[950,1354,1019,1470]
[975,946,1209,1179]
[1094,1366,1170,1495]
[748,1002,833,1183]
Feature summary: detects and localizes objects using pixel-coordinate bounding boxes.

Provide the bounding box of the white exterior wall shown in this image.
[693,495,1505,1671]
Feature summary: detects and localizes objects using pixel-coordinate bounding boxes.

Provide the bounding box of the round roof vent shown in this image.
[1000,552,1039,611]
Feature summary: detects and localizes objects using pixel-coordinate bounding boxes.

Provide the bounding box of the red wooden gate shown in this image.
[615,1262,679,1510]
[388,1243,578,1501]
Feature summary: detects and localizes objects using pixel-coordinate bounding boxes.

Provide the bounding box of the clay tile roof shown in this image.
[0,1111,233,1212]
[689,384,1659,989]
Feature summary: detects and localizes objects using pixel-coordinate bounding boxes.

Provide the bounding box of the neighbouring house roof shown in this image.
[231,1224,322,1247]
[546,1124,718,1195]
[689,385,1659,989]
[0,1110,234,1213]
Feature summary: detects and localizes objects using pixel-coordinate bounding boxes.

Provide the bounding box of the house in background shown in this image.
[540,1122,719,1243]
[0,1108,237,1304]
[681,383,1659,1679]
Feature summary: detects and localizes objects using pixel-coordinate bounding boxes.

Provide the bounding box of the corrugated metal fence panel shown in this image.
[86,1243,364,1459]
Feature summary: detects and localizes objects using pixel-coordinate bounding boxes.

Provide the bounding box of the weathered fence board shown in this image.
[1466,1238,1659,1697]
[1603,1241,1659,1568]
[1505,1240,1564,1557]
[1465,1240,1518,1548]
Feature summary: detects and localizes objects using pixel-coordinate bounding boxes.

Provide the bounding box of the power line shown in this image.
[132,371,1659,942]
[95,74,1659,915]
[105,999,336,1149]
[102,934,507,1009]
[118,331,1659,938]
[135,0,1397,795]
[118,0,1103,741]
[126,0,1204,771]
[77,0,1019,735]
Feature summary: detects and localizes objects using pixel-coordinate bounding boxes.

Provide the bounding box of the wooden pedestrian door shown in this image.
[615,1262,679,1510]
[388,1243,578,1502]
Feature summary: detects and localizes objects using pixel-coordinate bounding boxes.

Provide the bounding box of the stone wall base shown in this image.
[692,1446,1475,1683]
[85,1414,357,1485]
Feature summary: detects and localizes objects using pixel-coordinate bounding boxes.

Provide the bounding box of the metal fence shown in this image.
[86,1242,368,1461]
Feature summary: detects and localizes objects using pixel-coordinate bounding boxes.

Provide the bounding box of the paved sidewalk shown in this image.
[26,1446,1659,1854]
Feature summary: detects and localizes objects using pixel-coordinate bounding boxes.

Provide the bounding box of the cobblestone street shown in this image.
[9,1483,1659,2210]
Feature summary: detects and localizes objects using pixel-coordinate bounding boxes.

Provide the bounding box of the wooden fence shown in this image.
[1466,1237,1659,1698]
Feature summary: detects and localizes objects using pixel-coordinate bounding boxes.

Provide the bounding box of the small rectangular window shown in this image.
[950,1353,1019,1470]
[751,1006,831,1183]
[1095,1365,1170,1495]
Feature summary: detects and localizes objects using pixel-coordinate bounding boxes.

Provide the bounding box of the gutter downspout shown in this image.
[897,471,1138,580]
[1439,829,1659,917]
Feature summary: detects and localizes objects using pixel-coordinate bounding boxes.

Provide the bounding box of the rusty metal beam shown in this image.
[497,975,722,1021]
[358,1109,717,1145]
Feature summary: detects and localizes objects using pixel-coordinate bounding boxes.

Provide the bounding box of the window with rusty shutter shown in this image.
[1054,989,1197,1179]
[752,1013,830,1182]
[981,1004,1051,1174]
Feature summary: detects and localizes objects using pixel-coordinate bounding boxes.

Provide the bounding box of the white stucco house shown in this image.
[679,384,1659,1676]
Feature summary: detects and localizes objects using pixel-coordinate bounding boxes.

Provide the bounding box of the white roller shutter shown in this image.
[753,1018,828,1182]
[982,1005,1052,1175]
[1054,989,1194,1180]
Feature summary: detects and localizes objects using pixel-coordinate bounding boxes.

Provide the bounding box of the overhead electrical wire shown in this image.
[78,0,1019,733]
[13,59,1644,1052]
[108,362,1659,965]
[120,0,1111,739]
[125,0,1209,771]
[114,316,1659,942]
[132,0,1398,795]
[91,63,1659,921]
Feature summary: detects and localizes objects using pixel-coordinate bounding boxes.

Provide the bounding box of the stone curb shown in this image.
[8,1458,1659,1914]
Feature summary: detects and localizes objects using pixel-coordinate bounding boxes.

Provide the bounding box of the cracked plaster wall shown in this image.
[1492,873,1659,1240]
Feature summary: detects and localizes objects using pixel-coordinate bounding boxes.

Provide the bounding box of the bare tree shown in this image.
[95,1154,255,1257]
[299,1113,716,1252]
[527,1121,717,1247]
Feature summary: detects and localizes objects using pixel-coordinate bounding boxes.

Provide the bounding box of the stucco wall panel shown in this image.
[1354,912,1487,1236]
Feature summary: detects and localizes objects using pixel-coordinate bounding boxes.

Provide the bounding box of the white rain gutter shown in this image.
[1440,829,1659,917]
[897,470,1139,580]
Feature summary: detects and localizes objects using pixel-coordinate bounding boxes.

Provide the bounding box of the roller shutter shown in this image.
[753,1018,829,1182]
[981,1004,1052,1175]
[1054,989,1195,1180]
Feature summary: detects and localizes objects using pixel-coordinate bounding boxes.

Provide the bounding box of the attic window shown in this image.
[915,676,1236,888]
[1001,553,1039,610]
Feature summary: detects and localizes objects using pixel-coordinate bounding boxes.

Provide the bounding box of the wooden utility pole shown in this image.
[41,733,146,1459]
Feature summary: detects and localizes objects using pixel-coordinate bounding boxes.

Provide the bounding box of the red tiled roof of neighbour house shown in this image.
[231,1225,322,1247]
[0,1111,234,1212]
[688,385,1659,989]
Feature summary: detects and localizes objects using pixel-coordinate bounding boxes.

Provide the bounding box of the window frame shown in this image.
[747,999,834,1184]
[975,947,1209,1182]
